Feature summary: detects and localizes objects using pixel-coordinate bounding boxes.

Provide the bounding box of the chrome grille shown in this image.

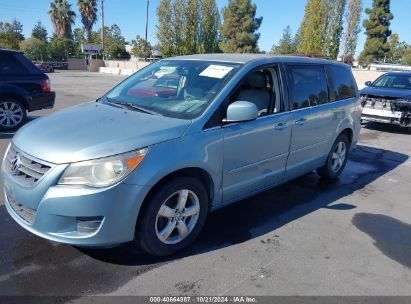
[5,145,52,186]
[7,194,37,225]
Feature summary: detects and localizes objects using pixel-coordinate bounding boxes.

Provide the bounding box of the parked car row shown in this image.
[34,62,54,73]
[33,61,69,72]
[49,61,68,70]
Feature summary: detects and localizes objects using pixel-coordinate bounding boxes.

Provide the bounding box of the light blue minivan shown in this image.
[2,54,361,256]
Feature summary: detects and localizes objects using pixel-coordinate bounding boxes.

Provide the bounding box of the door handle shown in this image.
[275,122,287,131]
[295,118,306,125]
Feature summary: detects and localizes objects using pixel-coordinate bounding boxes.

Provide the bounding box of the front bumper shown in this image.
[361,107,408,126]
[3,168,149,247]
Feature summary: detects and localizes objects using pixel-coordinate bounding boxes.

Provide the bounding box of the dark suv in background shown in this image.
[0,49,55,130]
[361,72,411,128]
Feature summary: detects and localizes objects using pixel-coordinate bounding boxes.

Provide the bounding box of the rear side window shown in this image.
[14,53,42,74]
[327,65,356,100]
[0,52,29,75]
[286,64,329,110]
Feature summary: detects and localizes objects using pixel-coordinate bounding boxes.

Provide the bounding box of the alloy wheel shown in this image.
[331,141,346,172]
[155,189,201,245]
[0,100,24,129]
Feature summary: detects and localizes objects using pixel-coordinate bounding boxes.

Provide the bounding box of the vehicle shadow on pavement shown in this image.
[363,122,411,135]
[81,144,408,266]
[352,213,411,269]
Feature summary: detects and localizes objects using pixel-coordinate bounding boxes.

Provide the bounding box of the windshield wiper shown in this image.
[110,101,160,115]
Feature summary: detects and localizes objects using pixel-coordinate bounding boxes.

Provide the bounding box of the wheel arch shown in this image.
[0,90,29,109]
[135,167,215,228]
[340,127,353,147]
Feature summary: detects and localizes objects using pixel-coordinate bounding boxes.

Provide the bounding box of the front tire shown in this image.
[137,177,209,256]
[318,134,349,180]
[0,98,27,130]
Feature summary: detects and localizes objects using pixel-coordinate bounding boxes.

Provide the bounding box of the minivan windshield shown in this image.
[372,74,411,90]
[105,60,241,119]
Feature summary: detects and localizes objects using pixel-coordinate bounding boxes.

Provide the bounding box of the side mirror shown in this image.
[225,101,258,123]
[365,81,372,87]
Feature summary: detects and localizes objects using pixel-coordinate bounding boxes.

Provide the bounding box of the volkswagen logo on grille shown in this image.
[10,152,22,175]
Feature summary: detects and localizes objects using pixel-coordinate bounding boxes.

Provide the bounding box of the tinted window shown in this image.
[327,65,356,100]
[0,52,29,75]
[286,65,329,110]
[13,53,42,74]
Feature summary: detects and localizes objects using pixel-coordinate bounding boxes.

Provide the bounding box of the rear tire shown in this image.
[318,134,349,180]
[137,177,209,256]
[0,98,27,130]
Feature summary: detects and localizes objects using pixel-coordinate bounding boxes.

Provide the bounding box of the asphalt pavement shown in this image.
[0,70,410,298]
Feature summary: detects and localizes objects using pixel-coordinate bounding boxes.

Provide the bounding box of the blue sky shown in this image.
[0,0,410,56]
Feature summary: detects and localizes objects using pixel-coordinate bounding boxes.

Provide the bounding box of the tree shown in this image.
[199,0,220,53]
[297,0,346,58]
[48,36,74,60]
[172,0,186,56]
[93,24,129,59]
[77,0,98,42]
[107,44,130,59]
[219,0,262,53]
[297,0,326,55]
[49,0,76,39]
[324,0,346,59]
[185,0,200,54]
[270,26,297,55]
[156,0,174,57]
[359,0,393,65]
[184,0,221,54]
[20,38,48,61]
[402,48,411,66]
[341,0,362,62]
[0,19,25,50]
[72,27,87,56]
[386,33,407,64]
[32,21,48,42]
[131,35,152,59]
[73,27,87,45]
[156,0,220,57]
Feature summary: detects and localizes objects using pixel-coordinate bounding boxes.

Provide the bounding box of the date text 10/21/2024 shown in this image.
[149,296,258,303]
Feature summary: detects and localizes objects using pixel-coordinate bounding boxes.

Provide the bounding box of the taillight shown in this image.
[42,79,51,93]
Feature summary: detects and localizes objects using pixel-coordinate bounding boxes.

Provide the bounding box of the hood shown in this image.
[360,86,411,100]
[13,102,192,164]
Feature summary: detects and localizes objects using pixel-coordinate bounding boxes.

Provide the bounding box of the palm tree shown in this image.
[77,0,98,42]
[49,0,76,39]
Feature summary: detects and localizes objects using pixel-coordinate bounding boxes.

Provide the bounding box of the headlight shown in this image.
[58,148,148,188]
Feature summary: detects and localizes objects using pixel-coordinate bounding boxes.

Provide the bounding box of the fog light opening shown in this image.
[76,216,103,235]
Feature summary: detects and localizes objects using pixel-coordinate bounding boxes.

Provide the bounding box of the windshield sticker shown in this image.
[199,65,234,79]
[154,67,176,78]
